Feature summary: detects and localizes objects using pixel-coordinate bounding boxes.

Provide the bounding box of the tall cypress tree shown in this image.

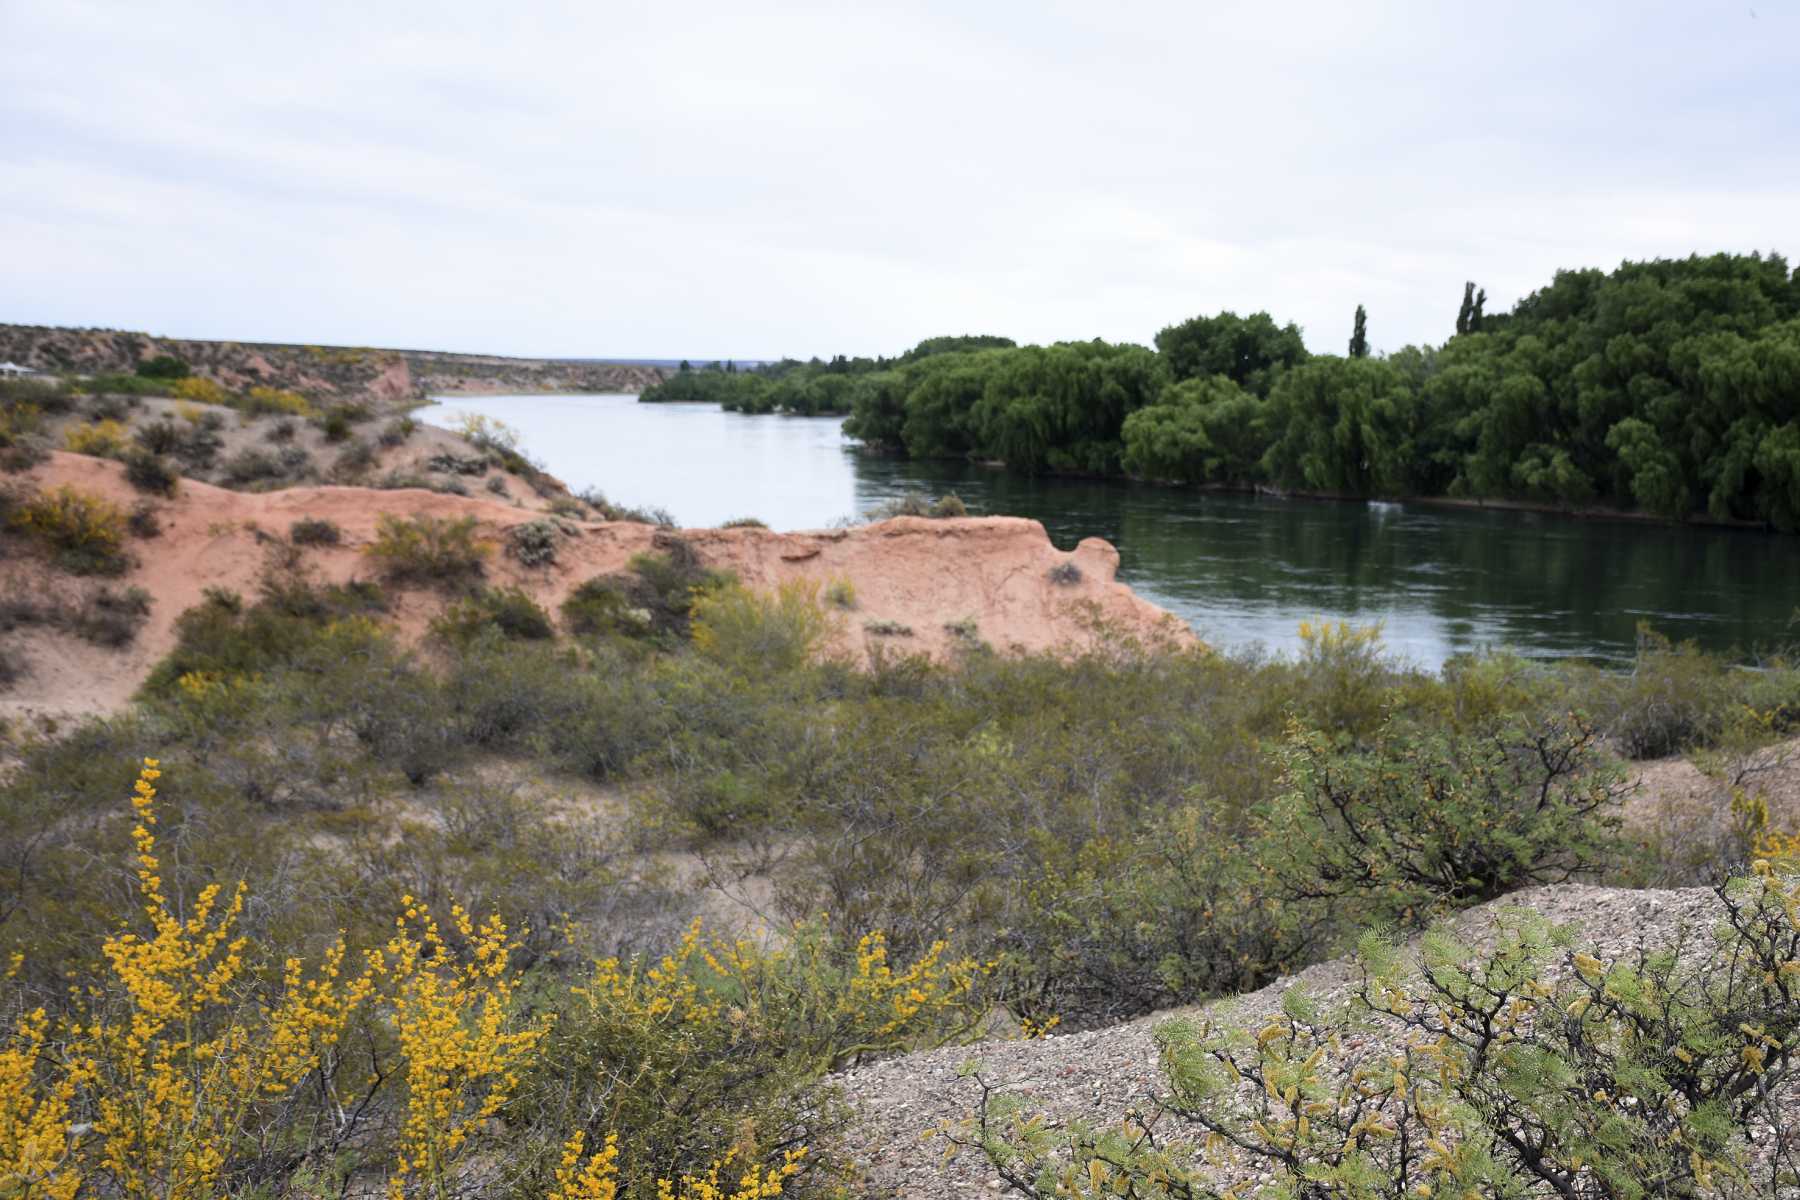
[1470,288,1487,332]
[1348,305,1369,358]
[1456,282,1475,335]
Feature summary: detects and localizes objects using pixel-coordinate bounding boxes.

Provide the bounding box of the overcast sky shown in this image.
[2,2,1796,361]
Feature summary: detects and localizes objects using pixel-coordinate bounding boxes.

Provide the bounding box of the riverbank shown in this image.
[1,452,1189,725]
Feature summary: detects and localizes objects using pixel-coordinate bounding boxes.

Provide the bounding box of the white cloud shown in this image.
[1,0,1795,358]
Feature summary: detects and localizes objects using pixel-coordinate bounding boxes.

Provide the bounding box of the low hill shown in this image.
[0,323,667,404]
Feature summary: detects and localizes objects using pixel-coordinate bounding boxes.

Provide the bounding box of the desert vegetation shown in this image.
[1,540,1796,1193]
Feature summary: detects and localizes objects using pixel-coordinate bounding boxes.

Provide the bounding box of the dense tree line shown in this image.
[659,254,1800,528]
[639,334,1016,416]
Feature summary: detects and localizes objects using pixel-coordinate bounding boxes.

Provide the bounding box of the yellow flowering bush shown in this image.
[168,377,227,407]
[1,761,989,1200]
[514,918,990,1197]
[63,418,130,458]
[7,484,129,574]
[241,385,313,417]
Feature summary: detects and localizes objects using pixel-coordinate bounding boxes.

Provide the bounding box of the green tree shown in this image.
[1153,311,1308,394]
[1347,305,1368,358]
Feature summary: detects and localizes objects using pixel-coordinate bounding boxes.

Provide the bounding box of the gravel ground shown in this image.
[833,883,1793,1198]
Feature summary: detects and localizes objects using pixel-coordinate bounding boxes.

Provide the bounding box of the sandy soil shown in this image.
[1,452,1190,725]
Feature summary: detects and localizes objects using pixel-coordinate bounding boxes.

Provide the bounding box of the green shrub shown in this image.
[378,416,416,447]
[507,517,562,567]
[136,416,220,468]
[690,580,832,675]
[220,447,286,486]
[1261,713,1626,926]
[135,354,190,380]
[720,515,767,528]
[566,538,735,639]
[364,513,490,589]
[929,492,967,517]
[140,580,389,696]
[288,517,342,546]
[332,437,376,479]
[962,866,1800,1200]
[824,578,858,609]
[122,448,179,496]
[430,587,555,645]
[1584,625,1742,758]
[83,384,153,410]
[864,618,913,637]
[1047,561,1082,586]
[560,577,647,638]
[126,500,161,539]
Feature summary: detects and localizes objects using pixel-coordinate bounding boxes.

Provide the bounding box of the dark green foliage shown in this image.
[139,578,389,696]
[79,373,172,398]
[136,417,221,469]
[1263,714,1626,925]
[288,516,342,546]
[1154,310,1310,394]
[1120,375,1265,485]
[319,406,354,442]
[122,448,179,496]
[126,500,160,539]
[430,586,555,645]
[135,354,190,380]
[965,868,1800,1200]
[1457,278,1477,334]
[1348,303,1368,358]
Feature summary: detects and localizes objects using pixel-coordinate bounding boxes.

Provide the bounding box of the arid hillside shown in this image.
[0,323,665,405]
[1,452,1189,723]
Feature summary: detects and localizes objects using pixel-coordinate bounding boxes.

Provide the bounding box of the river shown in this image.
[422,392,1798,667]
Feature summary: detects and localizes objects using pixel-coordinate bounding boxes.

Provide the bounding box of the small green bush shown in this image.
[560,578,645,638]
[365,513,490,589]
[1047,561,1082,586]
[430,586,555,645]
[824,578,858,610]
[929,492,967,518]
[135,354,190,380]
[721,516,767,528]
[126,500,161,539]
[1261,713,1626,926]
[864,618,913,637]
[507,518,563,567]
[288,517,342,546]
[377,417,416,447]
[122,449,179,497]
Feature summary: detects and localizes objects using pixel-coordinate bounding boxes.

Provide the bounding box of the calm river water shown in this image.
[423,393,1797,667]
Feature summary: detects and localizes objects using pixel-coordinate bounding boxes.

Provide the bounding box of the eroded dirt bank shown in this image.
[2,453,1191,721]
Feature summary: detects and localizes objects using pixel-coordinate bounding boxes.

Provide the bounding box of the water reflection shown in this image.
[424,394,1798,666]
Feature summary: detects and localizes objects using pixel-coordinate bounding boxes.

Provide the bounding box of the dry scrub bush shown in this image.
[6,484,129,575]
[63,418,129,458]
[366,513,491,590]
